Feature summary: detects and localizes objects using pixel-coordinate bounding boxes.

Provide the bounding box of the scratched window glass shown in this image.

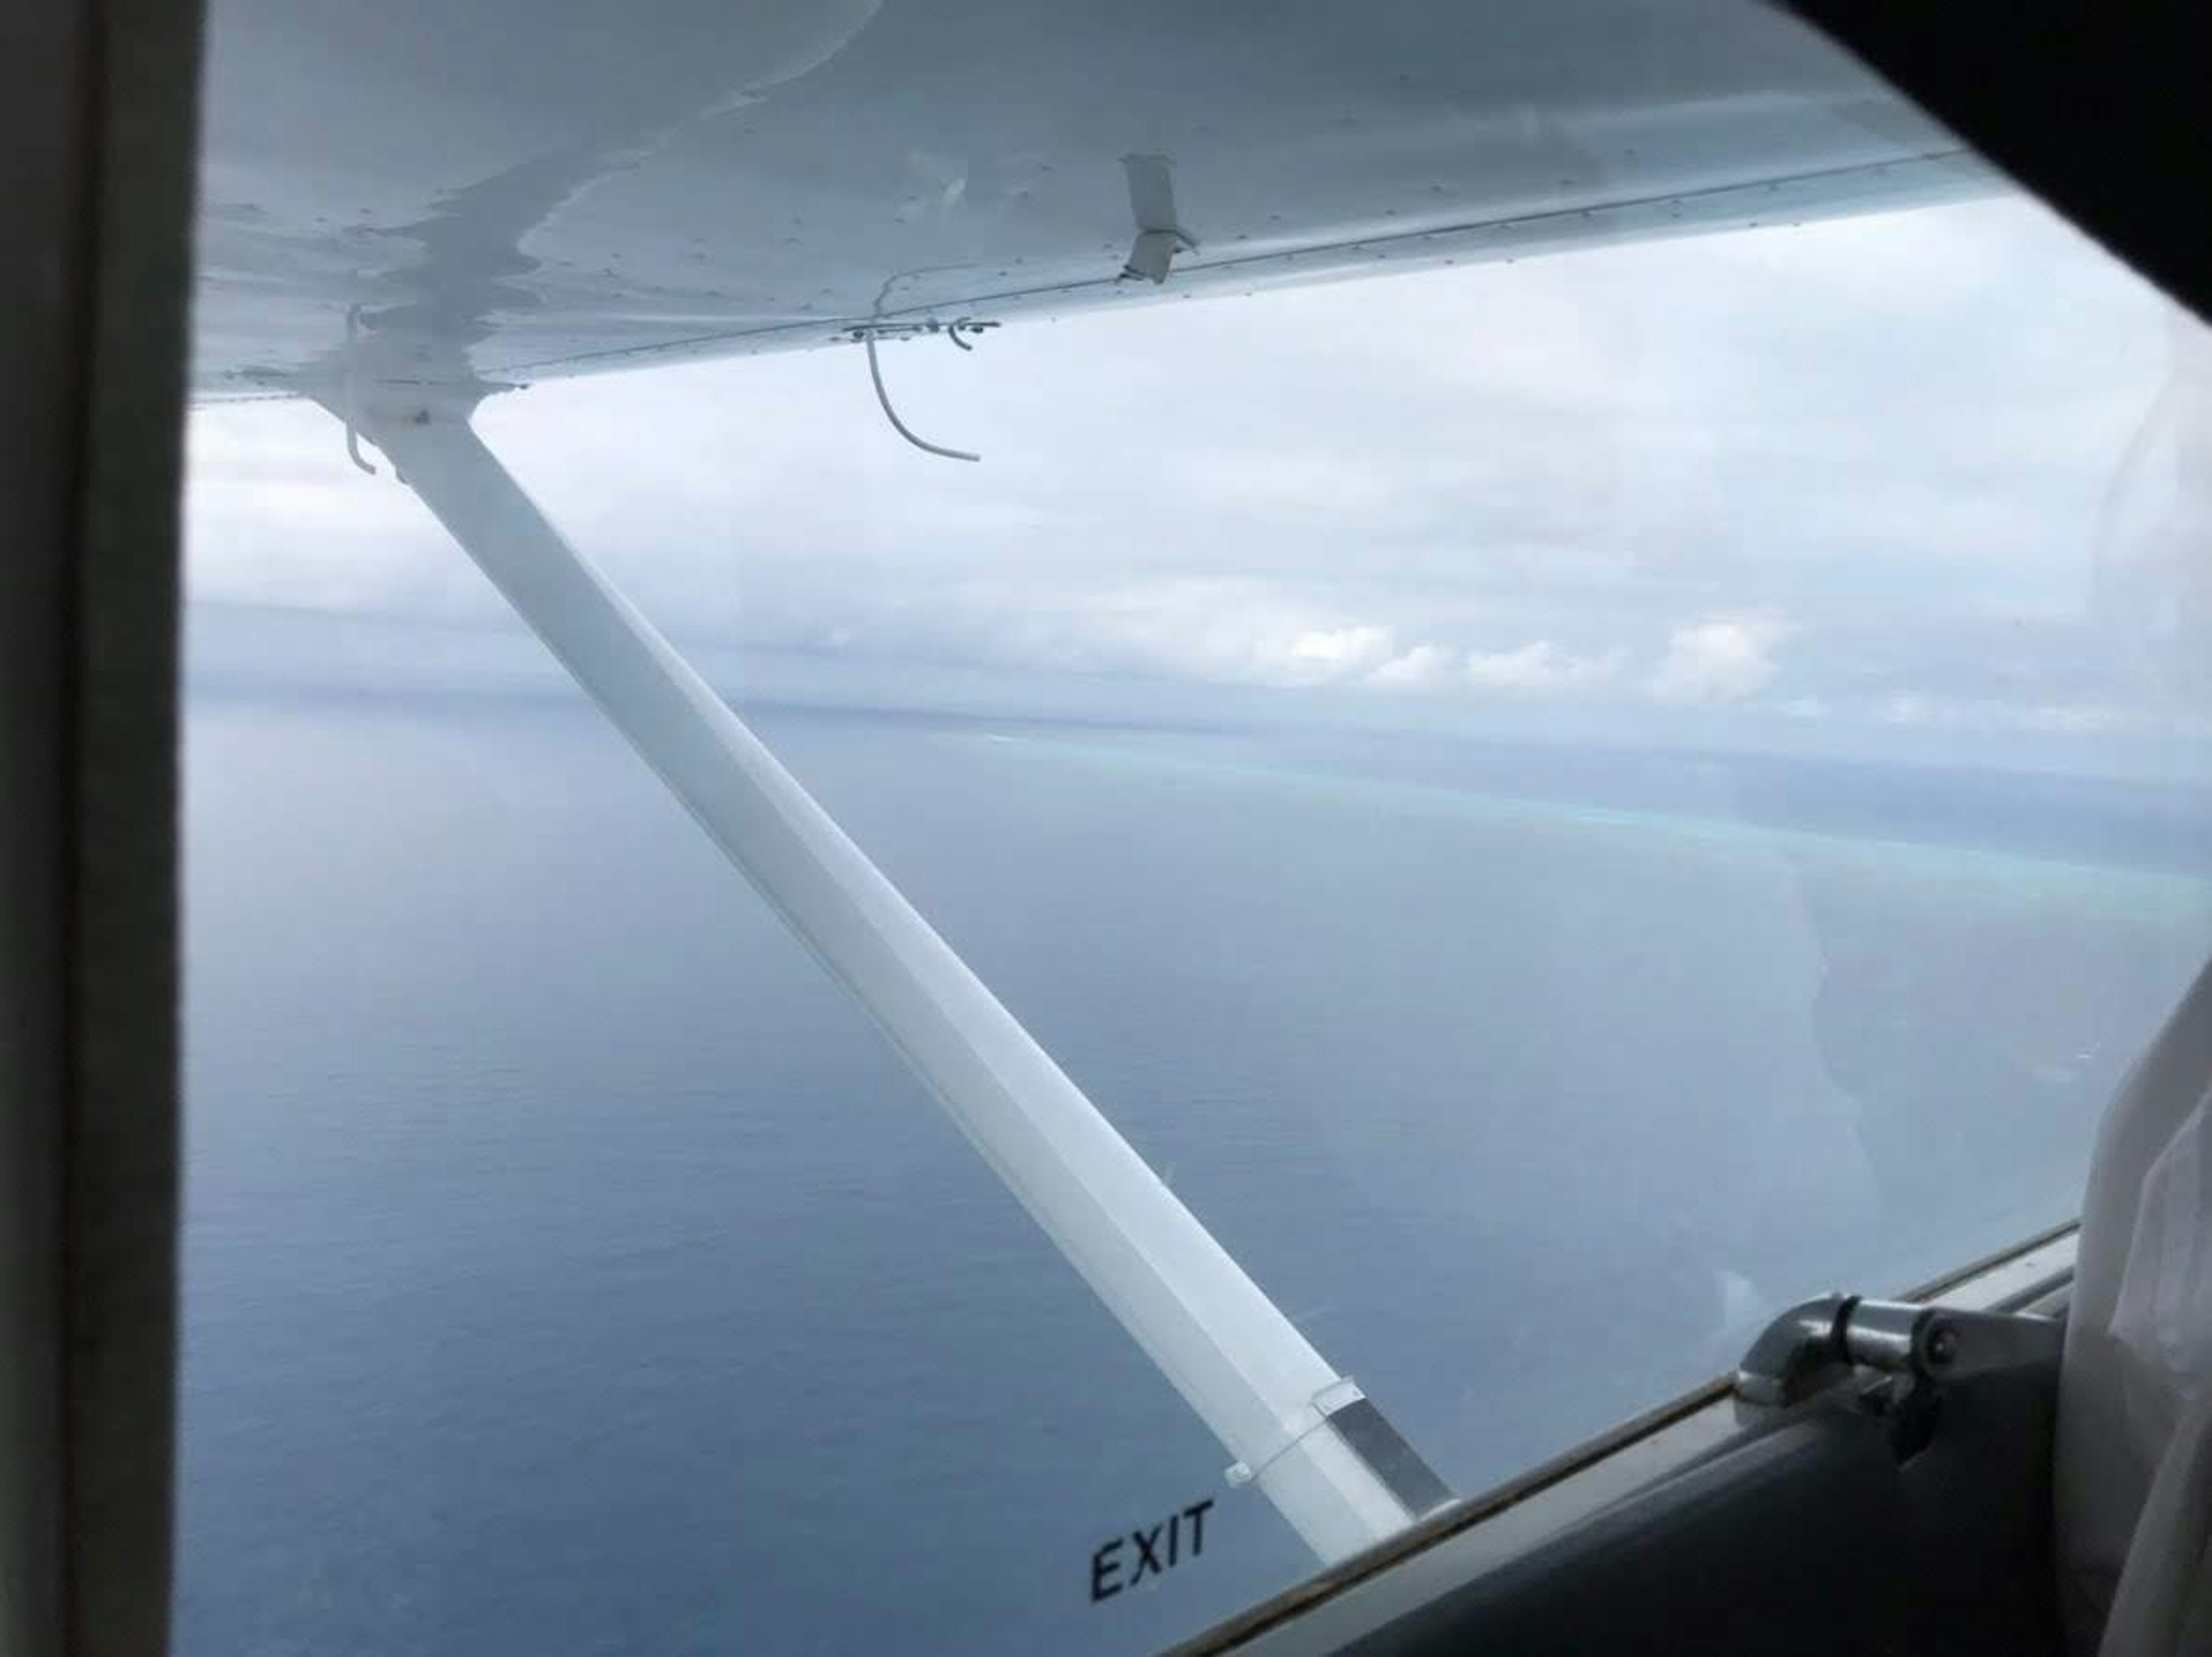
[180,2,2212,1653]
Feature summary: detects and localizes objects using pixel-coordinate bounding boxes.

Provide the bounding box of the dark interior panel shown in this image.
[1345,1360,2062,1657]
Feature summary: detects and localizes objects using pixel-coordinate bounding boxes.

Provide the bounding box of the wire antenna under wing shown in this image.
[846,318,996,462]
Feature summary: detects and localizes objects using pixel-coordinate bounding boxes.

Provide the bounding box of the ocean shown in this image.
[175,679,2212,1655]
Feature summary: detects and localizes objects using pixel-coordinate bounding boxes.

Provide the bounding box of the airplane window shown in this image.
[180,3,2212,1652]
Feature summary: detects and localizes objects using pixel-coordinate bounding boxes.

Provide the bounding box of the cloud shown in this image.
[1244,625,1457,691]
[1647,616,1790,706]
[1368,643,1456,688]
[1880,691,2126,734]
[1465,640,1620,692]
[180,189,2212,767]
[2025,703,2119,734]
[1008,590,1457,691]
[1280,625,1396,678]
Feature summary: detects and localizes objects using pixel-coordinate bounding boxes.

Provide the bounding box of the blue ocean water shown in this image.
[176,685,2212,1655]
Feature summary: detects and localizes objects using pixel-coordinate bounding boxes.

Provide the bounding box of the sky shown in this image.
[185,191,2212,772]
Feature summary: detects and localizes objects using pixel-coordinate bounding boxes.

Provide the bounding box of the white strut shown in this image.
[344,396,1448,1563]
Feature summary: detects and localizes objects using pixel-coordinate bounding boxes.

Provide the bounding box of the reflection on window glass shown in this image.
[183,9,2212,1656]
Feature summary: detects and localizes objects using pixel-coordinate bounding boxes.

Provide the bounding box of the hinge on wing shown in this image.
[1119,153,1200,283]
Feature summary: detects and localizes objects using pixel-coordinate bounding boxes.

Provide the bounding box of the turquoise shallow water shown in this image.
[973,726,2212,915]
[176,692,2212,1656]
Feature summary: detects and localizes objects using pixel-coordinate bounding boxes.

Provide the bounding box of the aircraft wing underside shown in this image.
[190,0,1994,403]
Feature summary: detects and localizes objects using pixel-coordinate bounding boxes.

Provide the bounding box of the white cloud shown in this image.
[2024,703,2118,734]
[180,191,2210,763]
[1368,643,1456,688]
[1282,626,1396,677]
[1880,691,2123,734]
[1244,625,1459,691]
[1647,616,1790,706]
[1465,640,1620,692]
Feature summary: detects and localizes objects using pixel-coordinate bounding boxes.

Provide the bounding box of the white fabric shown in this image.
[2096,1391,2212,1657]
[2111,1093,2212,1453]
[2060,960,2212,1654]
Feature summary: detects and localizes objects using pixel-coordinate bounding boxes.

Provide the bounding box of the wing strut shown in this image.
[339,392,1449,1562]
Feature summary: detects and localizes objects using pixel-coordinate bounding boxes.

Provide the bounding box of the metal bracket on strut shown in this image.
[1225,1377,1365,1489]
[1735,1294,2065,1411]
